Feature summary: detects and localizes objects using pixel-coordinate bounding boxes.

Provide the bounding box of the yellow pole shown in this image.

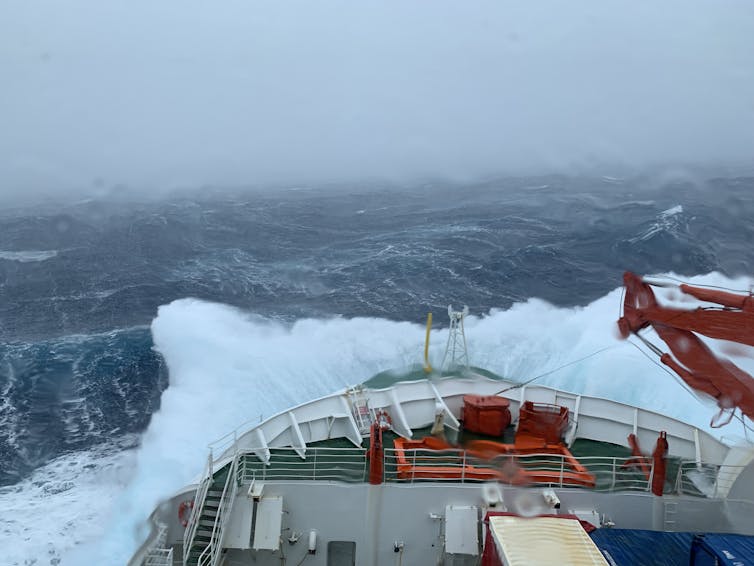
[423,312,433,373]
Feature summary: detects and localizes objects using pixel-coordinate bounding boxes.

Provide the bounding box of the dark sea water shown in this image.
[1,174,753,563]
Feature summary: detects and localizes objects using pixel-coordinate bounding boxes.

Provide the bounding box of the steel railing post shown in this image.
[676,462,684,495]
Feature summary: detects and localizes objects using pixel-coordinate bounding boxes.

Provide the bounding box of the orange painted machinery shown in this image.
[516,401,569,447]
[462,395,511,436]
[618,271,754,427]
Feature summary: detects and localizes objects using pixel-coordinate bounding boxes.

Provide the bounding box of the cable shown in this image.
[731,410,754,437]
[493,336,704,406]
[625,337,702,402]
[645,273,752,295]
[493,346,618,395]
[627,338,754,437]
[632,330,665,357]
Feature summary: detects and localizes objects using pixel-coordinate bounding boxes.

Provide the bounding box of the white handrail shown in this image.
[235,447,369,484]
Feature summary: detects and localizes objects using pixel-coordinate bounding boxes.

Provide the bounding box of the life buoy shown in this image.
[178,500,194,528]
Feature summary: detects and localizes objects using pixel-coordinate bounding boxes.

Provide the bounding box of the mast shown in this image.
[441,305,470,372]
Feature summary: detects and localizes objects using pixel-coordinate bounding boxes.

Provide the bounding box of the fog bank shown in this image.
[2,0,753,198]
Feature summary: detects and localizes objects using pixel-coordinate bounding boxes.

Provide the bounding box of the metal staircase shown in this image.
[183,456,239,566]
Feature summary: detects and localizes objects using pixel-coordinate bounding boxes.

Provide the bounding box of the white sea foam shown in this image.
[0,250,58,262]
[661,204,684,216]
[0,437,138,566]
[20,272,750,564]
[628,203,686,243]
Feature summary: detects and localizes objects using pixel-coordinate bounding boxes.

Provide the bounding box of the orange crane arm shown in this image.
[618,272,754,424]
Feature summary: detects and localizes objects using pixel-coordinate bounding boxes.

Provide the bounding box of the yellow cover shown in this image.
[488,515,608,566]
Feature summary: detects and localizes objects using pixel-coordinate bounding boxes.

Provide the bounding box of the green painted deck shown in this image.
[363,365,504,388]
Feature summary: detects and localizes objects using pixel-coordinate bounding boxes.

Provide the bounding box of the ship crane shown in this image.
[617,271,754,427]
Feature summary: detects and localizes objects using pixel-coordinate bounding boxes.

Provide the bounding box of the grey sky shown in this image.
[1,0,753,197]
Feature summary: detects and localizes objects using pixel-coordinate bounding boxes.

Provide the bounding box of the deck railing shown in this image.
[216,446,744,501]
[143,548,174,566]
[137,522,173,566]
[236,447,369,484]
[676,461,748,498]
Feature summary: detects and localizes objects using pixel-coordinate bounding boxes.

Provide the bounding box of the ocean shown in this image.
[1,174,753,565]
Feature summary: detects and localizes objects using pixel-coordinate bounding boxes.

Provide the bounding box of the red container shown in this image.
[516,402,569,444]
[462,395,511,436]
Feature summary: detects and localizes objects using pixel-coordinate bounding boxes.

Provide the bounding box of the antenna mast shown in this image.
[441,305,470,371]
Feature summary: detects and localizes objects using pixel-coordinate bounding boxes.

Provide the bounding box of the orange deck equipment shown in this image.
[516,401,569,446]
[462,395,511,436]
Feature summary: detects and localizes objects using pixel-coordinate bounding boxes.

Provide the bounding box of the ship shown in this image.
[128,273,754,565]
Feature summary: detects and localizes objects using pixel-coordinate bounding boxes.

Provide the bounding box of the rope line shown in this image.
[626,337,701,402]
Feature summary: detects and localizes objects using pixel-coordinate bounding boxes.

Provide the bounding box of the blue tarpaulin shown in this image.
[589,529,754,566]
[589,529,694,566]
[691,533,754,566]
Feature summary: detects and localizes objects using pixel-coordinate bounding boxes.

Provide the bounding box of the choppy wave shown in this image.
[0,328,166,486]
[3,176,753,341]
[628,204,685,243]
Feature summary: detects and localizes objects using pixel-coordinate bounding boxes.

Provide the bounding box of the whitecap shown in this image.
[0,250,58,262]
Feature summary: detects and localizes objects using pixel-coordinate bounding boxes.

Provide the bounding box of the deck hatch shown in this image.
[327,541,356,566]
[252,496,283,550]
[444,505,479,556]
